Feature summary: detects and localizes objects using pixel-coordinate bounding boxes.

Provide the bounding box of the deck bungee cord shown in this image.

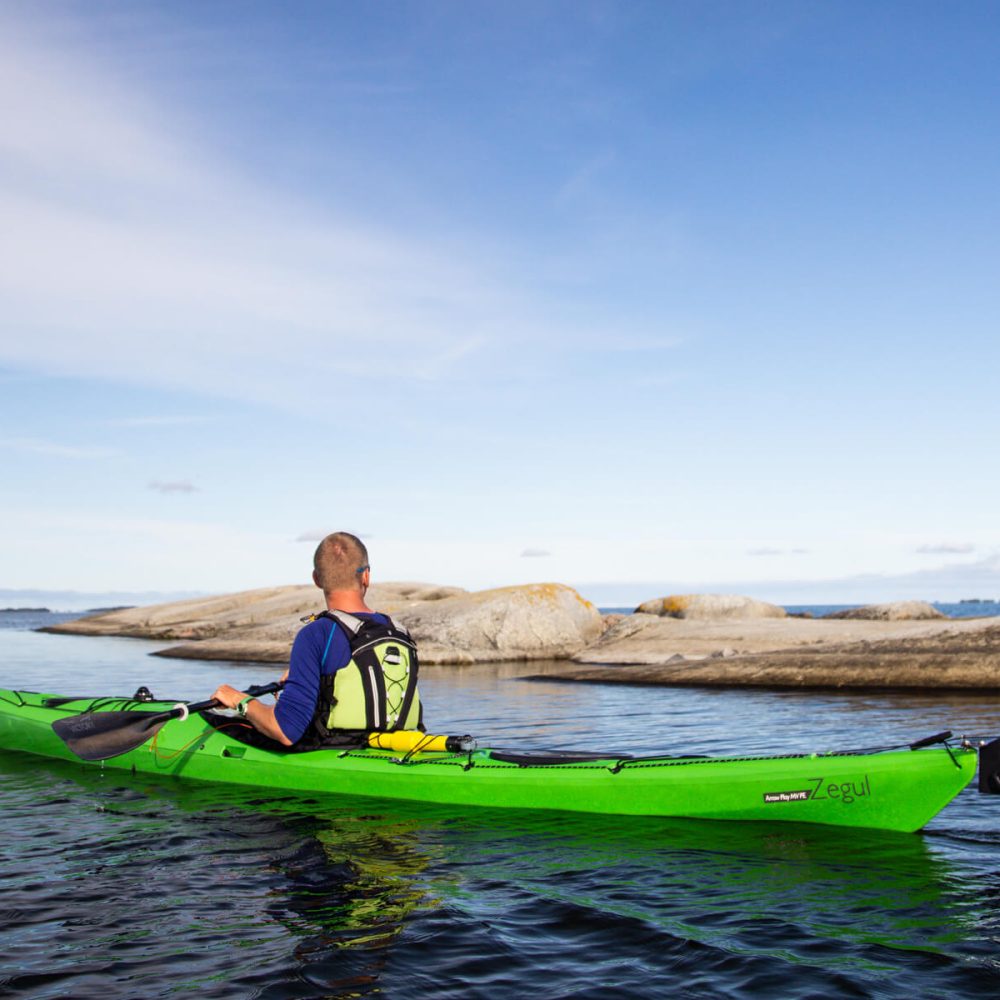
[334,730,978,777]
[20,684,983,770]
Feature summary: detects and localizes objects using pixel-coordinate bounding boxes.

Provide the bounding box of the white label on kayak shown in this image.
[763,789,812,803]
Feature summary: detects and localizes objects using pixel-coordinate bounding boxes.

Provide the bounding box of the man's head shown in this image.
[312,532,370,595]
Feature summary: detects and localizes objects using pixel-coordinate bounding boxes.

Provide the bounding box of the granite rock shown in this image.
[822,601,946,621]
[559,619,1000,689]
[391,582,605,664]
[44,582,465,641]
[634,594,787,619]
[48,581,604,666]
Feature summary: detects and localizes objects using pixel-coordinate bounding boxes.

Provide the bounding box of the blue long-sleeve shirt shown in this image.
[274,612,389,744]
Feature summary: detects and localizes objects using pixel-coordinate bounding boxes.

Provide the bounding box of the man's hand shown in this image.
[209,681,293,746]
[211,684,247,709]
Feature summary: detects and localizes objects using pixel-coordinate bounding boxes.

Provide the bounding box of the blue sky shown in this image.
[2,1,999,606]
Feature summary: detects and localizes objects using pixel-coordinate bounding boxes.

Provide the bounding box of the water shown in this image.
[3,612,1000,998]
[787,601,1000,619]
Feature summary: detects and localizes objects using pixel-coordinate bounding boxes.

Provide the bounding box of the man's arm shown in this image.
[211,684,292,746]
[210,623,329,747]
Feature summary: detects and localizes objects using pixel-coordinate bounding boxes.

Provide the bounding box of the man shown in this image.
[211,532,422,747]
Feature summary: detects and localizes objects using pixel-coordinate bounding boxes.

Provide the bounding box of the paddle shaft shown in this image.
[177,681,284,719]
[52,681,285,761]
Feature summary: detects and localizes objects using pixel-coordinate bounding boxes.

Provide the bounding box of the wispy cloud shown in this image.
[0,13,517,411]
[0,436,116,459]
[106,415,208,428]
[554,150,618,210]
[148,480,198,494]
[634,372,685,388]
[411,335,489,380]
[592,335,684,352]
[747,547,808,557]
[0,16,194,192]
[916,543,975,555]
[578,554,1000,607]
[295,530,329,543]
[521,547,552,558]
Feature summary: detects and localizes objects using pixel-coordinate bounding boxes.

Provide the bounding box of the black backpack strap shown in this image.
[350,618,385,730]
[393,630,420,732]
[347,616,420,731]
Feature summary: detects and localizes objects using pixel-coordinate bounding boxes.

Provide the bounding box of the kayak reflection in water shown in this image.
[211,532,424,749]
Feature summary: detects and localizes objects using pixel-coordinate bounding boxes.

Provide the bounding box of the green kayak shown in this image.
[0,688,984,833]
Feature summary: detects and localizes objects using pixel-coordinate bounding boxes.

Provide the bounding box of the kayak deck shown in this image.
[0,689,979,832]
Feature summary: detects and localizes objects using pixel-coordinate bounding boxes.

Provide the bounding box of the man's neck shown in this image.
[325,589,373,614]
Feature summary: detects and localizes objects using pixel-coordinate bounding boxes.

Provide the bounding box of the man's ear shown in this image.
[312,569,322,589]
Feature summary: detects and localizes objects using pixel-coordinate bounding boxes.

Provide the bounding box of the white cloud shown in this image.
[0,436,117,459]
[147,480,198,494]
[520,547,552,558]
[0,15,519,411]
[0,18,195,191]
[0,507,305,591]
[0,9,690,431]
[916,542,975,555]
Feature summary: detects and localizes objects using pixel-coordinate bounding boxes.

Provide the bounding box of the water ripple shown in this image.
[4,623,1000,996]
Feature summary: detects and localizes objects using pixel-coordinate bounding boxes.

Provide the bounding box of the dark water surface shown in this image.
[3,614,1000,998]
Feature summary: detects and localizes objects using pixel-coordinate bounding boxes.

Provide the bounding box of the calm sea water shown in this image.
[3,611,1000,998]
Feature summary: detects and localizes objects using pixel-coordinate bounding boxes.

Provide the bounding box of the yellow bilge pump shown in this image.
[368,731,477,753]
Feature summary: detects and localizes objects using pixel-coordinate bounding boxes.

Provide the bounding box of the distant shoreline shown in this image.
[9,599,1000,618]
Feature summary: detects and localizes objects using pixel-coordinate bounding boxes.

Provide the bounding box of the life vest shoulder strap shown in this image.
[309,609,412,640]
[319,609,365,636]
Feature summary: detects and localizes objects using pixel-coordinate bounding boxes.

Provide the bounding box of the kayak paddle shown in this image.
[51,682,284,762]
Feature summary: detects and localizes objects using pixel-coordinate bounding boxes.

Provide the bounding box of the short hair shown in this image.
[313,532,369,593]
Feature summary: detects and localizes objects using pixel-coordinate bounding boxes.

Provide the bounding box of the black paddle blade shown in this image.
[51,709,174,762]
[50,681,282,762]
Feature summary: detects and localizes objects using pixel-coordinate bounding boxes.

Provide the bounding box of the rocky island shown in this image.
[43,582,605,665]
[43,584,1000,690]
